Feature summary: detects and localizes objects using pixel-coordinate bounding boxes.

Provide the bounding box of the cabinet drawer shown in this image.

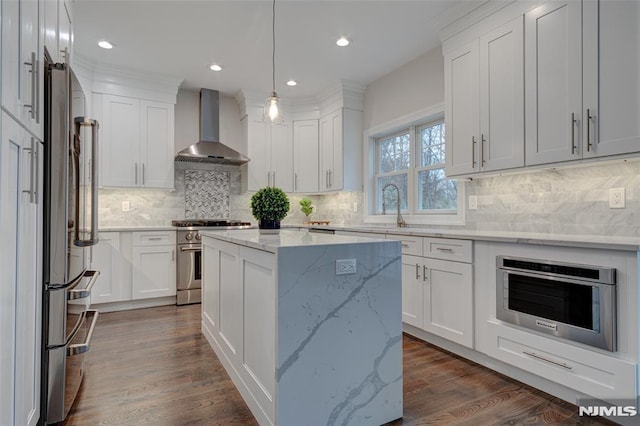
[132,231,176,246]
[386,235,423,256]
[423,238,472,263]
[485,321,636,402]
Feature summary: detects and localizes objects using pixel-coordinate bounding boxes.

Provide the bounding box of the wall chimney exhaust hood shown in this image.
[175,89,250,165]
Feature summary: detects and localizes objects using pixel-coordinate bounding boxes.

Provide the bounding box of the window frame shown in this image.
[363,106,465,226]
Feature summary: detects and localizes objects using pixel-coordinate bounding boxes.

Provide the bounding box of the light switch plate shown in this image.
[122,200,130,212]
[609,188,625,209]
[336,259,357,275]
[468,195,478,210]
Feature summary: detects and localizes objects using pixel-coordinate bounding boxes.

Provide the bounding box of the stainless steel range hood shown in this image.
[175,89,250,165]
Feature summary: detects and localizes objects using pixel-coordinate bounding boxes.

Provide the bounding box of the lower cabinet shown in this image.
[90,230,176,307]
[391,234,474,348]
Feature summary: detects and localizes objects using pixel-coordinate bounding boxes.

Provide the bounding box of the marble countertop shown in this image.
[99,225,178,232]
[201,229,391,254]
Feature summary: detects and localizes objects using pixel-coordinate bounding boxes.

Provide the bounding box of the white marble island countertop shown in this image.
[200,228,389,253]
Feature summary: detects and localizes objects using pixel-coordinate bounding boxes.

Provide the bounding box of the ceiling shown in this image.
[74,0,478,98]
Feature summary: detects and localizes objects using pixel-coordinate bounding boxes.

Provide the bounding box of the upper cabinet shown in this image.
[292,119,319,193]
[443,0,640,176]
[243,109,293,192]
[445,16,524,177]
[43,0,73,64]
[2,0,44,140]
[96,94,175,189]
[319,107,363,192]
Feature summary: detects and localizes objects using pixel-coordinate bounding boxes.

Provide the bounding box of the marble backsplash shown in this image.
[98,159,640,237]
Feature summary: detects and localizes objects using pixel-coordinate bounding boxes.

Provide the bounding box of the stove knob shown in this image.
[195,232,202,241]
[185,232,194,241]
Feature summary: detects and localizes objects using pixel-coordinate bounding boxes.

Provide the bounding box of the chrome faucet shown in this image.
[382,183,406,228]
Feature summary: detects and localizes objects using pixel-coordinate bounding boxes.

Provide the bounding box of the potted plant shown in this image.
[299,198,314,223]
[250,186,290,233]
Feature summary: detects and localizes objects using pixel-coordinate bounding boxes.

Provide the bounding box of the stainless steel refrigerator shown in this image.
[43,52,100,424]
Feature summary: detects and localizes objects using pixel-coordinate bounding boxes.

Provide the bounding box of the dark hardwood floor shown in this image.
[64,305,617,425]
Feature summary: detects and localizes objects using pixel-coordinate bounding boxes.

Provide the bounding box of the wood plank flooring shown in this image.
[63,305,617,425]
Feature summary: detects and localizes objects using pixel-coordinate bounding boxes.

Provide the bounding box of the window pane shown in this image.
[420,123,445,167]
[418,168,457,210]
[379,133,410,173]
[377,174,408,212]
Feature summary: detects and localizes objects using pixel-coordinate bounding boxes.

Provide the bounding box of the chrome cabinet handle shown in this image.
[481,134,486,166]
[22,138,35,201]
[472,136,477,167]
[328,170,331,188]
[423,265,428,281]
[571,113,577,154]
[325,170,329,188]
[172,249,175,262]
[523,351,572,370]
[415,264,420,280]
[401,243,410,248]
[436,247,454,253]
[67,310,100,356]
[23,52,36,119]
[273,171,276,186]
[33,140,40,204]
[294,173,298,191]
[135,163,138,185]
[142,163,145,185]
[147,237,162,241]
[586,108,594,152]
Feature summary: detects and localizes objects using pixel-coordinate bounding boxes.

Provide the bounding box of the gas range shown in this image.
[172,219,251,305]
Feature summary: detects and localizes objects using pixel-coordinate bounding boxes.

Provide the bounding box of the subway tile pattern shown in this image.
[184,170,230,219]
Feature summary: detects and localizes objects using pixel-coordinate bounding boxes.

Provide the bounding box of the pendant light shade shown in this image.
[264,0,282,123]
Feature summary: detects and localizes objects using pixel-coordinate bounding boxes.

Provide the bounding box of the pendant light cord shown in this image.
[272,0,276,93]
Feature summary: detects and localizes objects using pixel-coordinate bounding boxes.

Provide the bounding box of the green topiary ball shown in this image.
[250,187,290,222]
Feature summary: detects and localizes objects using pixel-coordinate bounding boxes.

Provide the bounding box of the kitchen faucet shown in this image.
[382,183,406,228]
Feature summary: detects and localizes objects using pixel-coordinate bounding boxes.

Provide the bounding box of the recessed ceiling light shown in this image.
[98,40,113,49]
[286,80,297,87]
[210,64,222,72]
[336,37,350,47]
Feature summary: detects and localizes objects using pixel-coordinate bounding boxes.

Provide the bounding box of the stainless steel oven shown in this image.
[496,256,616,351]
[172,220,251,305]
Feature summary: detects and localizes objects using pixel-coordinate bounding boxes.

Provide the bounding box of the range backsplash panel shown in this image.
[185,170,230,218]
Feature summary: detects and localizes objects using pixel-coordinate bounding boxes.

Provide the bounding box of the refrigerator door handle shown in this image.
[67,310,100,356]
[73,117,100,247]
[67,269,100,300]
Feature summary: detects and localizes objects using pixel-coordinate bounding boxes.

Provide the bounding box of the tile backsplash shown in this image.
[99,159,640,237]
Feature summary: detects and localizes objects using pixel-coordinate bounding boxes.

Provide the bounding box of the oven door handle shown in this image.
[180,247,201,252]
[67,310,100,356]
[67,269,100,300]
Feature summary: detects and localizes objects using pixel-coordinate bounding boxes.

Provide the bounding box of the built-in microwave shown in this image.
[496,256,616,352]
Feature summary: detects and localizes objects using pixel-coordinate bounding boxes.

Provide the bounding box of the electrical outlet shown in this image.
[122,200,130,212]
[353,202,358,212]
[336,259,357,275]
[468,195,478,210]
[609,188,625,209]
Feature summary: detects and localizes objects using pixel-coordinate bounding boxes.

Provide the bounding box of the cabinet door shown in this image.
[525,1,582,165]
[319,111,341,191]
[131,245,176,299]
[270,121,293,192]
[479,16,524,172]
[423,258,473,348]
[90,232,124,304]
[217,243,243,364]
[401,255,424,328]
[100,94,140,187]
[582,0,640,158]
[58,0,72,63]
[293,120,319,193]
[444,40,480,176]
[202,241,221,334]
[140,100,174,189]
[246,118,269,191]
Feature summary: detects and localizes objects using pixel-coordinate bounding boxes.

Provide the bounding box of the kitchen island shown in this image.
[200,229,402,426]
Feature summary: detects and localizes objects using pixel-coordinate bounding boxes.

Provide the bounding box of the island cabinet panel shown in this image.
[201,230,402,426]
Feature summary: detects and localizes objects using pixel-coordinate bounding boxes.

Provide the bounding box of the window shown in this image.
[369,115,462,225]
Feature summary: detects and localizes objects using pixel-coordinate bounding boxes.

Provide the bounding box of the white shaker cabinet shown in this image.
[245,113,293,192]
[525,1,583,165]
[131,231,176,300]
[292,119,319,193]
[401,254,425,328]
[0,113,43,426]
[318,108,362,192]
[97,94,175,189]
[90,232,126,304]
[2,0,44,140]
[445,16,524,177]
[582,0,640,158]
[43,0,72,64]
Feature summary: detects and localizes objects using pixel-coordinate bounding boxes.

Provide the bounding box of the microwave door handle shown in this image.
[67,310,100,356]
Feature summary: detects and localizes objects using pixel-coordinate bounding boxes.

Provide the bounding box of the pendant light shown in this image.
[264,0,282,123]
